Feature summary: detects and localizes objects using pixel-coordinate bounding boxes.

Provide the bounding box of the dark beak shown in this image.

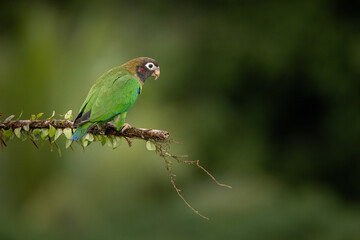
[152,67,160,80]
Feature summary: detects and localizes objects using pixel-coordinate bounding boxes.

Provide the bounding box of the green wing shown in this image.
[74,67,140,125]
[90,74,140,122]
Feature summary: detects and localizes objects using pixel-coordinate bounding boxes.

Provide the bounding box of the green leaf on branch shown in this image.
[36,113,44,119]
[32,129,42,136]
[23,124,30,132]
[95,135,102,141]
[65,139,72,149]
[48,125,56,138]
[16,111,23,120]
[81,133,94,147]
[41,129,49,140]
[52,129,63,142]
[146,141,156,151]
[64,110,73,120]
[14,128,22,138]
[107,136,113,148]
[101,136,108,146]
[63,128,72,139]
[3,128,13,138]
[21,131,28,142]
[82,139,89,147]
[48,110,55,119]
[112,136,121,149]
[84,133,94,142]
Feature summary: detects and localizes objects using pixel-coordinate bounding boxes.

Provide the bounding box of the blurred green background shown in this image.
[1,0,360,239]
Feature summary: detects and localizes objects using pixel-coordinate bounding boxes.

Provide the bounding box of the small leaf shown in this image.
[49,110,55,119]
[84,133,94,142]
[41,129,49,140]
[82,136,92,147]
[95,135,102,141]
[112,136,122,149]
[4,115,15,123]
[89,134,94,142]
[146,141,156,151]
[16,111,23,120]
[23,124,30,132]
[101,136,108,146]
[63,128,72,139]
[48,125,56,138]
[53,129,63,142]
[14,128,22,138]
[83,140,89,147]
[32,128,42,136]
[31,133,39,141]
[36,113,44,119]
[84,133,89,140]
[3,128,13,138]
[107,137,113,148]
[64,110,73,120]
[21,131,28,141]
[65,139,72,149]
[30,114,36,121]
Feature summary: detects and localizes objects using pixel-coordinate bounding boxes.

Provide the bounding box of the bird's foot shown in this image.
[121,123,132,133]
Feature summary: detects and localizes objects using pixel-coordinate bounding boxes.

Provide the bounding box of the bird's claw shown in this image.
[121,123,132,133]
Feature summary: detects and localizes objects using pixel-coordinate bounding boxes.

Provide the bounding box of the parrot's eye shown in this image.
[145,62,156,71]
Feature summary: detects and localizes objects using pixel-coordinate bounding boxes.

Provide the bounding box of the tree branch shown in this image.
[0,113,231,220]
[0,119,169,141]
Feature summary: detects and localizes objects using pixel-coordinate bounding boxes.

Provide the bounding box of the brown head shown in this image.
[122,57,160,84]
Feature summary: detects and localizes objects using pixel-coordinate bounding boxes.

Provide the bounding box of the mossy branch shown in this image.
[0,119,169,141]
[0,111,231,220]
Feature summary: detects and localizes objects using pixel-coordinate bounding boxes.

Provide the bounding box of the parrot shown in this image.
[70,57,160,142]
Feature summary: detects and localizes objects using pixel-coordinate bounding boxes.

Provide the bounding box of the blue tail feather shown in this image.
[71,122,94,142]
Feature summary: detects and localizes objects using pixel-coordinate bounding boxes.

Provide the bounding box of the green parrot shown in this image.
[71,57,160,142]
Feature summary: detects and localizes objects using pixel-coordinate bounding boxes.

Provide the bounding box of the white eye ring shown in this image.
[145,62,156,70]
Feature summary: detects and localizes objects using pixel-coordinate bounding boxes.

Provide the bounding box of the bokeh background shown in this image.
[1,0,360,239]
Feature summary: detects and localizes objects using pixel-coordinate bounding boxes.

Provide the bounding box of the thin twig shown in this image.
[164,159,209,220]
[183,160,232,189]
[123,136,132,147]
[48,136,53,152]
[0,131,6,151]
[53,142,61,157]
[165,151,232,189]
[69,144,75,153]
[153,140,232,220]
[28,132,39,149]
